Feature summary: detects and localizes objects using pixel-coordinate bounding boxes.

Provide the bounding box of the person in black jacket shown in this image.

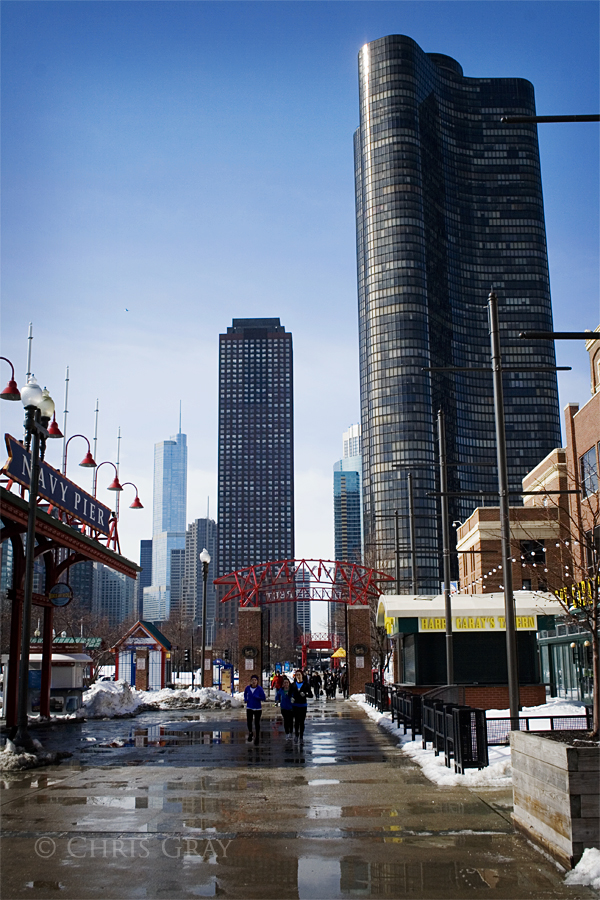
[289,669,312,742]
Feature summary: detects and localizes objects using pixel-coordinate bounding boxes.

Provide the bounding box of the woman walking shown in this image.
[276,676,294,741]
[243,674,266,746]
[289,669,312,743]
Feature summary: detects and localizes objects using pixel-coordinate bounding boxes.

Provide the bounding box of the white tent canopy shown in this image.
[376,591,564,627]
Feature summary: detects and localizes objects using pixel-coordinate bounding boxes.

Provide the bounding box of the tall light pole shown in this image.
[438,409,454,685]
[488,291,520,729]
[199,548,211,688]
[14,377,61,749]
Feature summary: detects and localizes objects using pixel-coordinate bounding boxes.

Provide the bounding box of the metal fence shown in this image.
[364,682,592,771]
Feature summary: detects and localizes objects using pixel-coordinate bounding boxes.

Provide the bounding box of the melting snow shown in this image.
[80,680,243,719]
[565,848,600,890]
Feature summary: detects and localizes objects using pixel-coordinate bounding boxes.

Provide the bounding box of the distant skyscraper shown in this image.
[217,318,295,646]
[143,426,187,621]
[355,36,561,591]
[135,539,152,620]
[330,424,363,640]
[69,560,94,611]
[181,517,218,641]
[93,563,135,627]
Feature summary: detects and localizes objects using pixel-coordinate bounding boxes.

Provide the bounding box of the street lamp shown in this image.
[199,548,211,689]
[0,357,21,401]
[63,434,96,476]
[14,377,59,750]
[92,461,123,498]
[121,482,144,509]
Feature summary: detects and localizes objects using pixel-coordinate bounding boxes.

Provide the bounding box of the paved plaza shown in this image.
[1,700,593,899]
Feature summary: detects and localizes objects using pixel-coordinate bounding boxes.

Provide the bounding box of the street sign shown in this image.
[48,583,73,607]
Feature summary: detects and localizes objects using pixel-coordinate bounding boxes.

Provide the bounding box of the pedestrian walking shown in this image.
[340,667,349,699]
[289,669,312,743]
[310,670,322,699]
[275,675,294,740]
[243,675,266,746]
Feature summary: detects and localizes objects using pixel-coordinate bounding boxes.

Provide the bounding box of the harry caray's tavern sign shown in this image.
[3,434,112,536]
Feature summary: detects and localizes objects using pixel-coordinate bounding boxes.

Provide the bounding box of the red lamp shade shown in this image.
[129,496,144,509]
[79,451,96,468]
[1,379,21,401]
[47,414,63,439]
[107,476,123,491]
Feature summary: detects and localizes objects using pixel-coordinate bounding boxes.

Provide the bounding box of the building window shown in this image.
[580,446,598,497]
[520,540,546,566]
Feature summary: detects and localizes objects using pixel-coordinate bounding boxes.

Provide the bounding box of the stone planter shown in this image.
[511,730,599,869]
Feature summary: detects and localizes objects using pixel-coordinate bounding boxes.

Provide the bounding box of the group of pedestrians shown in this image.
[243,666,350,746]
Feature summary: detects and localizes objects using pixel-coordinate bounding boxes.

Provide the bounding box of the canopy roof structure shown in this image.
[376,591,565,627]
[215,558,394,607]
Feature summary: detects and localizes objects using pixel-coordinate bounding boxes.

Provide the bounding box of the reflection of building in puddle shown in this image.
[340,858,502,894]
[131,726,245,747]
[306,805,342,819]
[298,857,340,900]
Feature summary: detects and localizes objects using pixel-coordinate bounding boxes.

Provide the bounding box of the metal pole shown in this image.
[115,426,121,520]
[93,399,99,489]
[15,408,42,750]
[394,510,400,593]
[437,410,454,685]
[62,366,70,474]
[488,291,520,728]
[191,632,195,689]
[407,472,417,593]
[200,560,208,689]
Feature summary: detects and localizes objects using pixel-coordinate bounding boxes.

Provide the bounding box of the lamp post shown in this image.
[199,548,211,688]
[92,461,123,498]
[14,377,61,749]
[63,434,96,476]
[120,482,144,509]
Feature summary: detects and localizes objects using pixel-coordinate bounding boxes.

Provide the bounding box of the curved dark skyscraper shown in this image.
[354,35,561,592]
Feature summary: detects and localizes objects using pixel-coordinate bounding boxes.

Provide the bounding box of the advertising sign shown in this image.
[49,583,73,607]
[3,434,111,535]
[418,615,537,632]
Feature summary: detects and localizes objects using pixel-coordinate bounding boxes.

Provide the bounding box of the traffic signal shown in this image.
[184,649,191,668]
[223,649,230,661]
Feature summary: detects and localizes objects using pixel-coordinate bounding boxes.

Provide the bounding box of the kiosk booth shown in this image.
[377,590,565,709]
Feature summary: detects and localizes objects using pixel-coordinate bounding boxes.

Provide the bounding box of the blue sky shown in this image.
[2,2,599,622]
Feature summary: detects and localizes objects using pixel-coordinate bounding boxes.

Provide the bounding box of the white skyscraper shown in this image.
[143,426,187,621]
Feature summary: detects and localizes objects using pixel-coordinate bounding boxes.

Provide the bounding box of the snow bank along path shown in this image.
[351,695,587,788]
[81,680,243,718]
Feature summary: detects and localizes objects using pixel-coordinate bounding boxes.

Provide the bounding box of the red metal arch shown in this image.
[214,558,394,607]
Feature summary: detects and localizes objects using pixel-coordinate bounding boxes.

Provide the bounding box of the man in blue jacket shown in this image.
[243,675,266,746]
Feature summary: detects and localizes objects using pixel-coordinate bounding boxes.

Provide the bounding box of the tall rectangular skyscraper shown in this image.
[217,318,295,644]
[143,428,187,621]
[181,517,218,641]
[330,424,363,641]
[355,36,561,592]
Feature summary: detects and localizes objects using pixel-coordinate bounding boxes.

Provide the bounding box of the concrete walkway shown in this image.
[1,699,593,899]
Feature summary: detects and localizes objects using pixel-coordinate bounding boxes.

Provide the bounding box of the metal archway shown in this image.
[214,558,394,607]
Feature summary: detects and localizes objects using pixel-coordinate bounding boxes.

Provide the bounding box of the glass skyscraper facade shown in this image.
[181,517,218,641]
[143,429,187,621]
[217,318,295,644]
[330,425,363,641]
[355,36,561,592]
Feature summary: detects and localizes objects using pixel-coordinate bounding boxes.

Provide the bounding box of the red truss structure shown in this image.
[214,558,394,607]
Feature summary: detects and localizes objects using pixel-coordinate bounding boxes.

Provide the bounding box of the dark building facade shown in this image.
[354,35,561,592]
[182,517,218,640]
[135,539,152,620]
[217,318,295,645]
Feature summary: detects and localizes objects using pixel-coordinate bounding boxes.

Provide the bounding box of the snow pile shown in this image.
[565,848,600,891]
[486,698,587,721]
[81,680,142,718]
[80,680,242,718]
[0,739,71,771]
[352,696,512,787]
[142,687,242,710]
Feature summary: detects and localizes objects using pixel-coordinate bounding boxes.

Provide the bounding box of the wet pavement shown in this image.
[1,699,594,899]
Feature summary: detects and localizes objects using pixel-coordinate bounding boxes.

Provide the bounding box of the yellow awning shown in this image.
[331,647,346,658]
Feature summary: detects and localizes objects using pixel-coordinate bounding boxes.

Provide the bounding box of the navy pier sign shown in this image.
[3,434,112,536]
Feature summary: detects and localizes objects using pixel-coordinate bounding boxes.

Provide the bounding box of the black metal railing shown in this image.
[365,683,592,771]
[486,712,592,746]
